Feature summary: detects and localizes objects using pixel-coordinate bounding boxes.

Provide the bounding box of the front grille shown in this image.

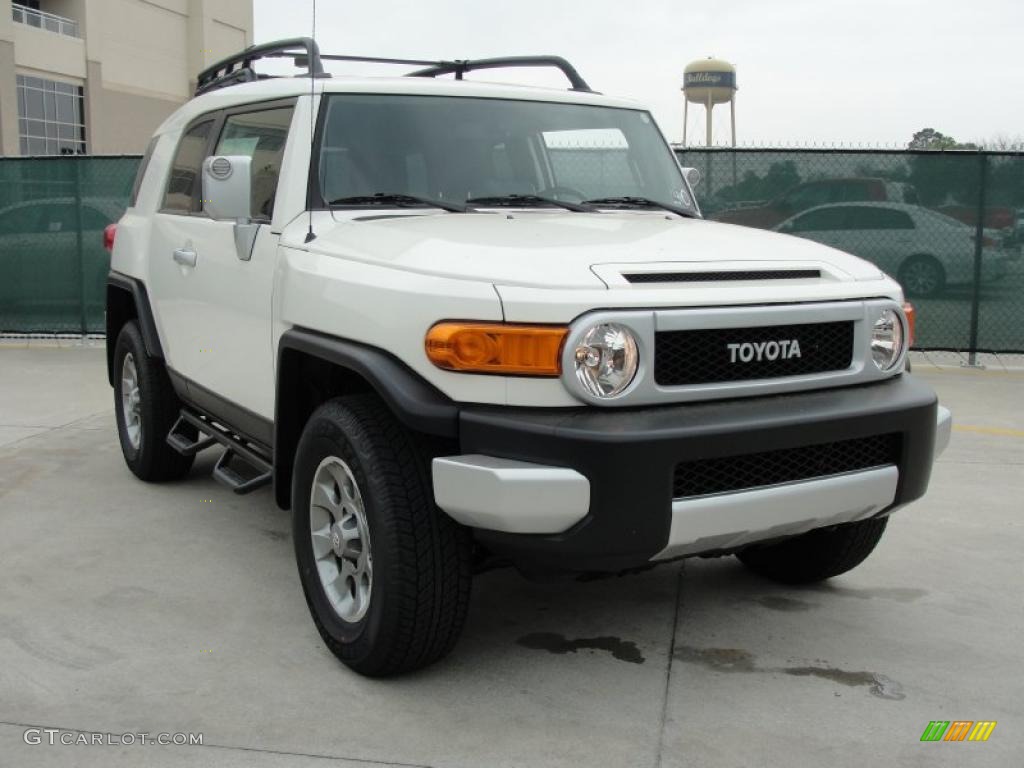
[655,321,854,385]
[624,269,821,284]
[673,434,900,498]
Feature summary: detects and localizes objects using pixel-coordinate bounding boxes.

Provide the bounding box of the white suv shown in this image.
[105,39,951,676]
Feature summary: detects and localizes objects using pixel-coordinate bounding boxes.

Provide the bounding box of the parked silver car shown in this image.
[774,202,1009,297]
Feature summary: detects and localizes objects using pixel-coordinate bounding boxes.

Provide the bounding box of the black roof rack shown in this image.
[408,57,592,92]
[196,37,325,96]
[194,38,594,96]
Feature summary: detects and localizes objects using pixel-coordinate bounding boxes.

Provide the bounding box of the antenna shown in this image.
[304,0,317,244]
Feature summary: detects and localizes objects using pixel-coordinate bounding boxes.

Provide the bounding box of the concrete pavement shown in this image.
[0,344,1021,767]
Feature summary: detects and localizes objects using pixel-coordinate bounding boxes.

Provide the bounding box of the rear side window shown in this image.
[129,136,159,208]
[845,207,915,230]
[790,207,847,232]
[163,120,214,213]
[214,107,294,220]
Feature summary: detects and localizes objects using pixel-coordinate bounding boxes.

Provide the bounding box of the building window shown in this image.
[16,75,86,155]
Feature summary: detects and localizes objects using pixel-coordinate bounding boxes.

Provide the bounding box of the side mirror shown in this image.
[202,155,252,221]
[680,166,701,188]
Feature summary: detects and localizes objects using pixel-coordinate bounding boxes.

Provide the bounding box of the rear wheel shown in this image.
[899,255,946,298]
[113,321,194,481]
[736,517,889,584]
[292,395,472,677]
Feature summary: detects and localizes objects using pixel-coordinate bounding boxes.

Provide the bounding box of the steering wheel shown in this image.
[537,185,587,202]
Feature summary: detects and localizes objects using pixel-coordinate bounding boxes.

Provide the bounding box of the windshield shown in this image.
[317,94,696,214]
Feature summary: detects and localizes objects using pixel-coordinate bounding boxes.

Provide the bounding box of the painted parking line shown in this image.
[954,424,1024,438]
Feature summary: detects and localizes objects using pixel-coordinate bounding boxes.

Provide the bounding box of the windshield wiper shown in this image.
[328,193,467,213]
[583,196,697,218]
[465,194,594,213]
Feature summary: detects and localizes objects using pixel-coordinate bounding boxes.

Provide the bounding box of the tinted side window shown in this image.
[0,205,43,234]
[846,207,915,230]
[129,135,159,208]
[163,120,213,213]
[790,207,847,232]
[214,107,294,219]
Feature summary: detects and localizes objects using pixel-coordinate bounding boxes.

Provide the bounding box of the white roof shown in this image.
[156,75,643,136]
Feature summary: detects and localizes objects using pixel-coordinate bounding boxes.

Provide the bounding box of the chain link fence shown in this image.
[2,151,1022,352]
[0,156,140,333]
[676,148,1024,353]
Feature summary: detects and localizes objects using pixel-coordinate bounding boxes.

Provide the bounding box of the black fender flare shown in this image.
[273,327,458,508]
[106,272,163,384]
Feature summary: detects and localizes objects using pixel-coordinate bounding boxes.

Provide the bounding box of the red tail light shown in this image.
[103,223,116,252]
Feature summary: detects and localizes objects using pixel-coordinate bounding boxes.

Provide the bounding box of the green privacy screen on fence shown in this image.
[0,155,140,333]
[1,151,1022,351]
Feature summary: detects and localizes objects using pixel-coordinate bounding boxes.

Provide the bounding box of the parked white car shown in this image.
[774,201,1008,297]
[105,38,950,676]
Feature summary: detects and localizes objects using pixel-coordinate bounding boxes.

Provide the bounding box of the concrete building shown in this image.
[0,0,253,156]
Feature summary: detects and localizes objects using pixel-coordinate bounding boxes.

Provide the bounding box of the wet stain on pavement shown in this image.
[673,646,756,672]
[751,595,815,612]
[674,645,905,700]
[517,632,645,664]
[806,585,927,603]
[783,666,905,700]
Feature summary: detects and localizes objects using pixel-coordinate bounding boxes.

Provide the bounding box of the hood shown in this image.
[305,210,883,288]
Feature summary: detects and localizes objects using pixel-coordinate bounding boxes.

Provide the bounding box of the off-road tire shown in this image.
[292,394,472,677]
[113,321,194,481]
[736,517,889,584]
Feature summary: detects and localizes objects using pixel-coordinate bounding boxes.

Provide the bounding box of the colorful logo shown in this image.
[920,721,996,742]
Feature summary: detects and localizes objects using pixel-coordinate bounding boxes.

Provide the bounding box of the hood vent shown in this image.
[623,269,821,284]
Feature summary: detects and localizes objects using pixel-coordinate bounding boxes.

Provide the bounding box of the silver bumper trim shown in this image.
[652,465,899,560]
[432,455,590,534]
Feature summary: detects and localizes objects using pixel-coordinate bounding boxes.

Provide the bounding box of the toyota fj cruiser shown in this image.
[105,39,951,677]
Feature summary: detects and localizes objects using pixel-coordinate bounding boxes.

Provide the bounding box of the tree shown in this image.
[908,128,978,151]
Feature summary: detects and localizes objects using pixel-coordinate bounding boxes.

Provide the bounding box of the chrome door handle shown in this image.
[173,248,197,267]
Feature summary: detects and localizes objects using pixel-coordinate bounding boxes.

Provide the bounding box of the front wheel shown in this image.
[736,517,888,584]
[292,395,472,677]
[113,321,194,481]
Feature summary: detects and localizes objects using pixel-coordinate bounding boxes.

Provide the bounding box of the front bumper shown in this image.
[433,374,946,573]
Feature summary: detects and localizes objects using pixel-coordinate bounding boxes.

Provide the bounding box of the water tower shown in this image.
[682,57,737,146]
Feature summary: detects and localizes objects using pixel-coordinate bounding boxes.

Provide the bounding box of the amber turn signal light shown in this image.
[425,322,568,376]
[903,302,916,348]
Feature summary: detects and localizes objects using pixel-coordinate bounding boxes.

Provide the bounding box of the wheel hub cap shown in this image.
[309,456,373,623]
[120,352,142,450]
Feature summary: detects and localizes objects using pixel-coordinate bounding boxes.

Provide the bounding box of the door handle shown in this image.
[173,248,197,267]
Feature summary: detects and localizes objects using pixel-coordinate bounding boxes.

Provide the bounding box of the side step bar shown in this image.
[166,410,272,495]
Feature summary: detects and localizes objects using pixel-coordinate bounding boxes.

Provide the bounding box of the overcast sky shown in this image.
[253,0,1023,148]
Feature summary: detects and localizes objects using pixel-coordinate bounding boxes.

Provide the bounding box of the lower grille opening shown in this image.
[673,433,901,499]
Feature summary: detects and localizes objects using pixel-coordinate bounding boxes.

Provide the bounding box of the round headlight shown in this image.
[871,309,905,371]
[573,323,639,398]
